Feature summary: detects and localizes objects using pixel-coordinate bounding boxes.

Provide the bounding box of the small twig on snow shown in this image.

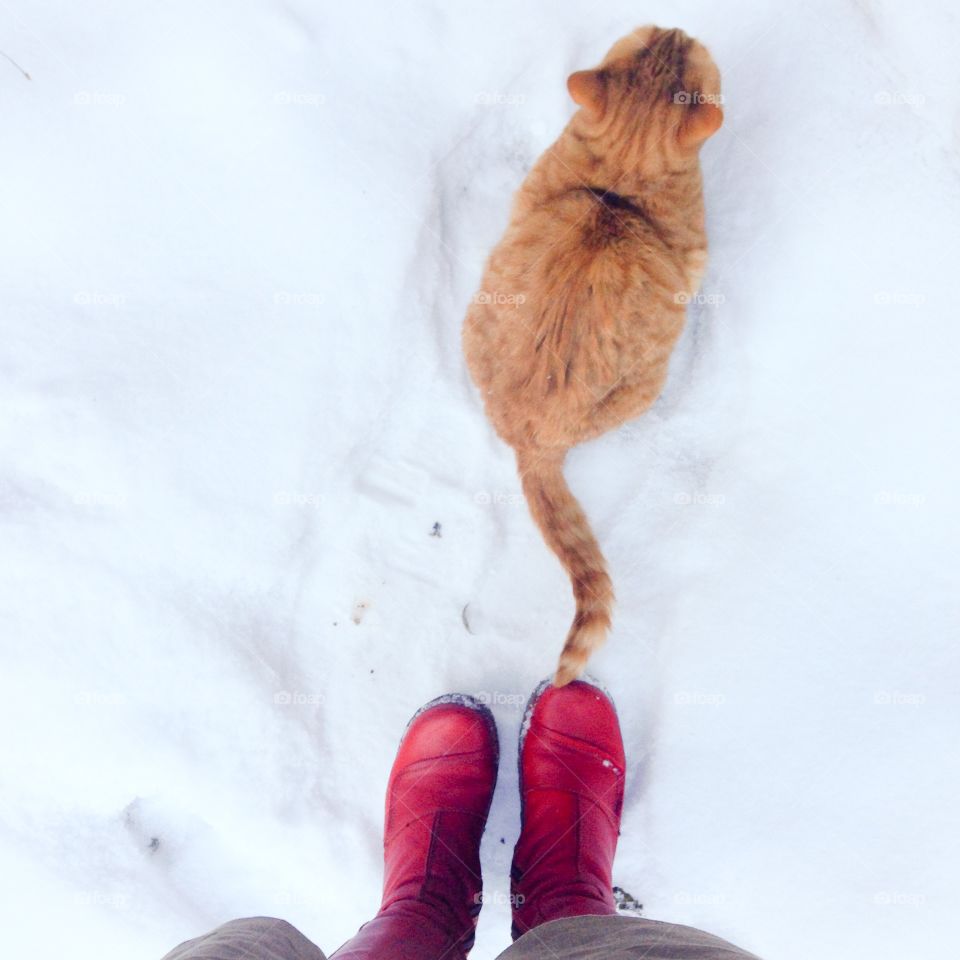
[1,50,31,80]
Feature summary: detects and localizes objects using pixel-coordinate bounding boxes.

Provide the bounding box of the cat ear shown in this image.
[567,70,607,120]
[677,101,723,148]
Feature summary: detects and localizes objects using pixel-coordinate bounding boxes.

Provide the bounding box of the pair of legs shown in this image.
[162,681,760,959]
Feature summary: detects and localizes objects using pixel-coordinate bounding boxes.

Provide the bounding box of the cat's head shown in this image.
[567,26,723,172]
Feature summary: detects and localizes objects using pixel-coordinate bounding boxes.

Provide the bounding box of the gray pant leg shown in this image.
[161,917,327,960]
[498,915,762,960]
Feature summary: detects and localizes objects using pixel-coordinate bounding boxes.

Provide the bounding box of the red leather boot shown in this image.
[332,694,499,960]
[510,679,625,939]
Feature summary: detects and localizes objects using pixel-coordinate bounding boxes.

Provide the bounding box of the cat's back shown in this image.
[463,186,693,447]
[466,185,688,371]
[488,184,691,313]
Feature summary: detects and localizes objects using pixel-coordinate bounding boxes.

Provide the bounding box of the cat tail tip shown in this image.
[553,612,611,687]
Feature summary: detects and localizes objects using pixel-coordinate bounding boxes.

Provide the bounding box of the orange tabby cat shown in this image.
[463,26,723,685]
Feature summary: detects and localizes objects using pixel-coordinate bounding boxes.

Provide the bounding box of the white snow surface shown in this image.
[1,1,958,958]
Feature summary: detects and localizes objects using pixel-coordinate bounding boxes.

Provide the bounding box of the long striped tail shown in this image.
[516,447,614,685]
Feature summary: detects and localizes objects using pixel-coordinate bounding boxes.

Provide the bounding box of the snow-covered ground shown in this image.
[1,1,958,958]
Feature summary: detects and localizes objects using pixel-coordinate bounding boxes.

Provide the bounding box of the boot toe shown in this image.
[399,698,499,767]
[386,698,499,831]
[527,680,624,765]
